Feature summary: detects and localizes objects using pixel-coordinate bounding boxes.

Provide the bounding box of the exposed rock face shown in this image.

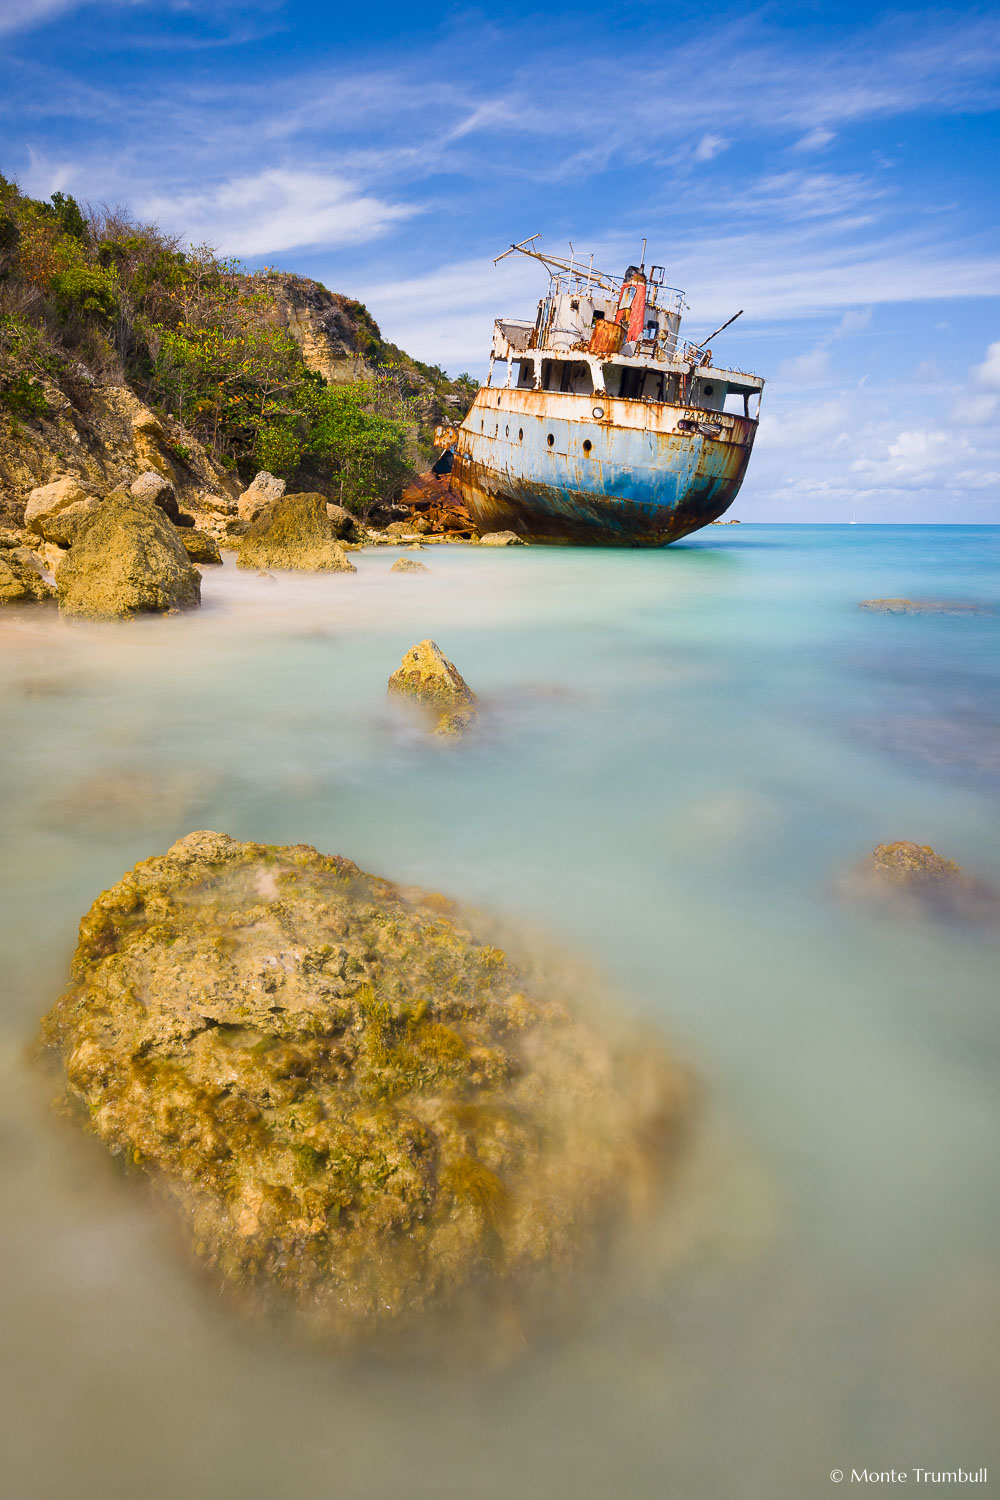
[0,546,56,605]
[236,493,356,573]
[178,528,222,565]
[848,841,998,923]
[0,385,239,530]
[130,471,180,522]
[388,639,478,738]
[56,493,202,619]
[39,832,689,1348]
[480,531,528,547]
[237,471,286,523]
[390,557,429,574]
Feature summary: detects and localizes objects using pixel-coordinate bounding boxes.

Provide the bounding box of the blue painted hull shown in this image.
[452,389,757,546]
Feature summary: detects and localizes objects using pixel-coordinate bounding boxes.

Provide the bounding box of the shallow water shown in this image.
[1,525,998,1499]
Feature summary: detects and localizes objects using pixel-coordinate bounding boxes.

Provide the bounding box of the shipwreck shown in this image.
[438,236,765,546]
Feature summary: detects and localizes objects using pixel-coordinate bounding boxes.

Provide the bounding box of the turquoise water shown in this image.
[1,525,998,1499]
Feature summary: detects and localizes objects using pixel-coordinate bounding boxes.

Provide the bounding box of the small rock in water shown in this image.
[178,528,222,565]
[388,639,478,738]
[846,841,999,923]
[390,557,429,574]
[479,531,527,547]
[38,832,689,1350]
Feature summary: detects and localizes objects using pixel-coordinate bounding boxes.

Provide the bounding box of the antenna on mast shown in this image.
[640,237,647,271]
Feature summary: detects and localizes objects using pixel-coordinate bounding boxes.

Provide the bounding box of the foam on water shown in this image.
[1,526,998,1499]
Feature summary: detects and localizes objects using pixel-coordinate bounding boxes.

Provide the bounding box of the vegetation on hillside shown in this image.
[0,173,476,513]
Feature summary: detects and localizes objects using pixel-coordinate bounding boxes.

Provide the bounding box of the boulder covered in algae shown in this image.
[847,841,999,923]
[40,832,688,1348]
[388,638,478,738]
[236,492,356,572]
[56,492,201,620]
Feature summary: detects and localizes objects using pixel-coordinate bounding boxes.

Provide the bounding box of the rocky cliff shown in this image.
[0,379,239,530]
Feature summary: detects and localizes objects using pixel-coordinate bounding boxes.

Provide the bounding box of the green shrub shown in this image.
[52,265,118,323]
[1,373,50,418]
[253,422,302,476]
[48,192,89,245]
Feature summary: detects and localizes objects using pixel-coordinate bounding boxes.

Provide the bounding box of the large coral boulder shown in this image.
[0,546,56,605]
[388,638,478,738]
[39,832,688,1347]
[237,493,356,572]
[56,492,201,619]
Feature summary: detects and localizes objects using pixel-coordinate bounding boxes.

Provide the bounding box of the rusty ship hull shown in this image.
[452,388,757,546]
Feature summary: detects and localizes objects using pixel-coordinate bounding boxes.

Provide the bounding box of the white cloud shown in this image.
[693,133,729,162]
[974,340,1000,389]
[792,128,835,152]
[777,348,832,383]
[0,0,142,37]
[141,169,418,256]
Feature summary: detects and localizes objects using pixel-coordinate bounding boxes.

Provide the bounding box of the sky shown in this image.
[1,0,998,521]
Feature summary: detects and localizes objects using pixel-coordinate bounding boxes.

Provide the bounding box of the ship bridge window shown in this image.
[541,360,593,395]
[514,358,536,389]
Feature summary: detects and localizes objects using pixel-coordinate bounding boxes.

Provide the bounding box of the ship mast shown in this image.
[493,235,620,295]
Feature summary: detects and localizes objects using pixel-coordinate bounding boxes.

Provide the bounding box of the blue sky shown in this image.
[1,0,998,521]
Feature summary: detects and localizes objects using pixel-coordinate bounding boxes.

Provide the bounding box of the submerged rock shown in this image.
[236,493,356,573]
[39,832,688,1348]
[847,841,999,923]
[178,528,223,565]
[859,598,990,616]
[480,531,527,547]
[0,546,56,605]
[390,557,430,574]
[56,493,201,620]
[388,639,478,738]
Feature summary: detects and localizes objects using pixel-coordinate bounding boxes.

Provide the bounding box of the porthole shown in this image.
[505,425,509,437]
[583,439,593,454]
[495,423,499,435]
[518,428,523,441]
[704,384,714,395]
[592,405,605,418]
[546,433,555,448]
[497,394,502,406]
[480,419,484,431]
